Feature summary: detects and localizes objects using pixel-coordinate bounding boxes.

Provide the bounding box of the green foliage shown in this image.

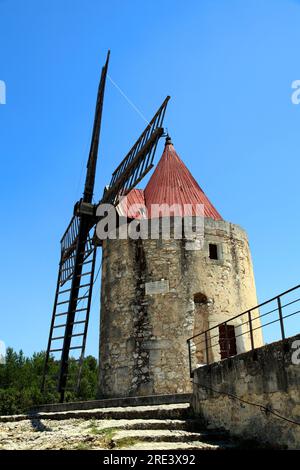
[115,437,139,449]
[89,425,117,439]
[0,348,98,415]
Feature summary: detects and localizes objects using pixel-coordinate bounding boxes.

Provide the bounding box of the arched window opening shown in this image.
[194,292,208,305]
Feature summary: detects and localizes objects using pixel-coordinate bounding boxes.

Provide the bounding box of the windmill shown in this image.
[41,51,170,402]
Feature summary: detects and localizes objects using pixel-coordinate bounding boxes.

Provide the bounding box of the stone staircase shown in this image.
[0,400,240,450]
[100,405,237,450]
[105,412,237,450]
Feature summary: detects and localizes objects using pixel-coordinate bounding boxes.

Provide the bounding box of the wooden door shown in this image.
[219,324,237,359]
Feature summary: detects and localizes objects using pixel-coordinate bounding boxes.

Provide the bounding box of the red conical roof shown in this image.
[143,138,222,219]
[117,137,222,220]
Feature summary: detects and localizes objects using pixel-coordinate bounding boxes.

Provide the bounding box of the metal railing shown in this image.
[187,284,300,377]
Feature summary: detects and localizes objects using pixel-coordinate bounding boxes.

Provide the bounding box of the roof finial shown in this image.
[165,133,173,146]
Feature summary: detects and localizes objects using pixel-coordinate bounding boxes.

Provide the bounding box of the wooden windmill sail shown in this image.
[41,51,170,402]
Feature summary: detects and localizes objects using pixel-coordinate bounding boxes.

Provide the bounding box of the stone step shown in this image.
[121,418,205,431]
[0,403,190,423]
[89,419,226,436]
[31,393,191,414]
[112,429,233,447]
[126,440,235,450]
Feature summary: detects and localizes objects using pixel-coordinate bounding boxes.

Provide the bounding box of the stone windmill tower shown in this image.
[98,136,263,398]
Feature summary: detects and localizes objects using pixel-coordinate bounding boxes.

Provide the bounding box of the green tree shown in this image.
[0,349,98,415]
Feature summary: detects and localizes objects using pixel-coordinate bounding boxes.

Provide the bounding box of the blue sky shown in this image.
[0,0,299,357]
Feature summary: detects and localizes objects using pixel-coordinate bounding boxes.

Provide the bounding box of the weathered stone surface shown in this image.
[99,218,262,397]
[191,335,300,449]
[145,280,170,295]
[0,404,239,450]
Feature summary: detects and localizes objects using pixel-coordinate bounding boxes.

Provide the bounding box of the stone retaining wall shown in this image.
[191,334,300,449]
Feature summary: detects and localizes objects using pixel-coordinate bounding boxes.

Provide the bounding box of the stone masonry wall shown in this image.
[98,217,262,398]
[191,334,300,449]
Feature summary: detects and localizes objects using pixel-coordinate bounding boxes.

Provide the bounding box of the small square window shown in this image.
[209,243,218,260]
